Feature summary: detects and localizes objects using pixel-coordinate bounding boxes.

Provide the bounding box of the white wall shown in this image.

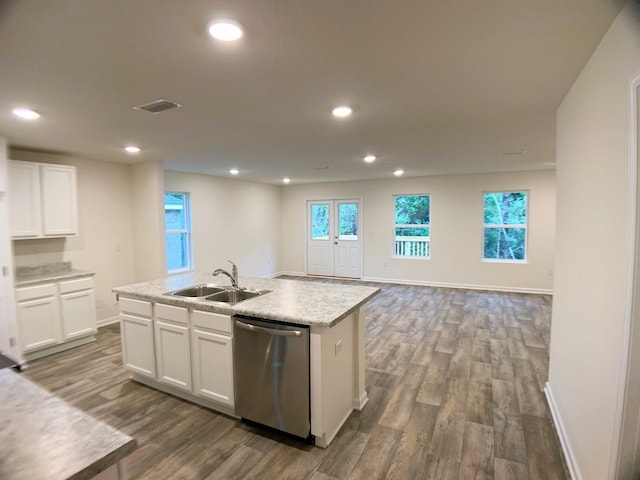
[131,160,166,282]
[0,138,21,361]
[10,149,136,321]
[281,170,556,293]
[548,2,640,479]
[165,171,281,278]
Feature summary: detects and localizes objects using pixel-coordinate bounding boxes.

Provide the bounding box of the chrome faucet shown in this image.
[213,260,239,288]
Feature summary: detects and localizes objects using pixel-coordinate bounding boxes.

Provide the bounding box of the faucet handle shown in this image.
[228,260,238,281]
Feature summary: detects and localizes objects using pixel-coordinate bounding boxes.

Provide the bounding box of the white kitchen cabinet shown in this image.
[59,277,97,340]
[154,319,192,392]
[8,161,41,237]
[191,327,234,407]
[15,283,61,352]
[8,160,78,239]
[119,297,155,378]
[16,276,97,360]
[40,164,78,236]
[191,310,234,407]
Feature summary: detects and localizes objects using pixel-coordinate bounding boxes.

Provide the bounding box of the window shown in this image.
[165,192,192,272]
[483,191,527,261]
[394,195,430,258]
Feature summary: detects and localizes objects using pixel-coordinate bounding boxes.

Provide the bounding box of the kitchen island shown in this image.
[0,369,136,480]
[112,272,380,447]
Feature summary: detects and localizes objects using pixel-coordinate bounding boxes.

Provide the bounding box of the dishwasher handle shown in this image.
[236,320,303,337]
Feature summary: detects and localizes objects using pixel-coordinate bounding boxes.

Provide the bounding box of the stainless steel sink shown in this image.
[167,284,226,297]
[205,289,272,305]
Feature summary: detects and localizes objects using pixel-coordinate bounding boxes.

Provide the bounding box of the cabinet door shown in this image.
[8,161,41,238]
[40,164,78,236]
[16,297,61,352]
[155,320,192,392]
[60,290,97,340]
[192,328,234,407]
[120,313,156,378]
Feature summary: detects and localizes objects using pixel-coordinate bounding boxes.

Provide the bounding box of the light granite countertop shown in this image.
[15,261,94,287]
[16,269,95,287]
[0,369,136,480]
[112,272,380,327]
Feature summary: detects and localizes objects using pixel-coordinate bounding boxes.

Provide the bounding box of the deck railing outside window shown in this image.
[394,236,430,257]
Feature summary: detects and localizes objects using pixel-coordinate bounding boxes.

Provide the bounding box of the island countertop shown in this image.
[112,272,380,327]
[0,369,136,480]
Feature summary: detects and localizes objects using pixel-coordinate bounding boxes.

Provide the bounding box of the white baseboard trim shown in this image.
[361,276,553,295]
[97,316,120,328]
[266,272,552,295]
[545,382,581,480]
[268,271,306,278]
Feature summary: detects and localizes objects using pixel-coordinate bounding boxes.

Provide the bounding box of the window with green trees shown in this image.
[483,191,527,261]
[165,192,192,272]
[394,195,430,257]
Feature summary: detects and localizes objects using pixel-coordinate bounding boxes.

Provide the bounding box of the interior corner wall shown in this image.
[9,149,136,321]
[548,2,640,479]
[164,170,281,278]
[0,138,21,361]
[131,161,166,282]
[280,169,556,293]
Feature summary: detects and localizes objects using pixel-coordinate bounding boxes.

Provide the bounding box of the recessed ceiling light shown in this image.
[124,146,140,154]
[393,169,404,177]
[332,106,352,118]
[229,168,239,175]
[282,177,291,184]
[208,20,243,41]
[363,155,376,163]
[12,107,40,120]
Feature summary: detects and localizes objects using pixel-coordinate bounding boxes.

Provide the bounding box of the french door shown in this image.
[307,199,361,278]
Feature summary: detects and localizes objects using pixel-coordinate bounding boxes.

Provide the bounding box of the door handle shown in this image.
[334,242,338,245]
[236,320,302,337]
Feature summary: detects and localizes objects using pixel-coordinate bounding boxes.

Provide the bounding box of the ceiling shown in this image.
[0,0,625,184]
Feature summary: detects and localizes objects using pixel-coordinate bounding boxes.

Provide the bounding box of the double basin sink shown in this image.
[165,284,271,306]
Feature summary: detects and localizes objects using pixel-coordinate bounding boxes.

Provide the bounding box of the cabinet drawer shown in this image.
[119,297,152,317]
[155,303,188,325]
[16,283,56,302]
[192,310,232,334]
[59,276,94,294]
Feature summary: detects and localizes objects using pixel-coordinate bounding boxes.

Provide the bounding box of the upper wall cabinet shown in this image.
[8,161,78,239]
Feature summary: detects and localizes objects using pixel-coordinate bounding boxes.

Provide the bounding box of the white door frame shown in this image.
[613,74,640,480]
[305,197,363,278]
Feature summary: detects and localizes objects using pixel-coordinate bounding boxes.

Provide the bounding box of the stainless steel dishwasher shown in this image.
[233,315,311,439]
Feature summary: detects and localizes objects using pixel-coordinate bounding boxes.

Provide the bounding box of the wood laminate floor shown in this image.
[22,277,568,479]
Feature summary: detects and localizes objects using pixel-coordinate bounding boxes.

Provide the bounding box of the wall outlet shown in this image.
[547,269,553,276]
[115,243,121,252]
[335,339,343,355]
[383,261,388,268]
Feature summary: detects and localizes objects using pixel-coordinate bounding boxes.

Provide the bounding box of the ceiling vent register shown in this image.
[134,98,182,114]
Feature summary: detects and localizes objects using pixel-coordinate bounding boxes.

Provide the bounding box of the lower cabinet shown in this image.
[59,277,97,340]
[16,284,61,352]
[154,320,192,392]
[118,299,234,411]
[16,276,97,357]
[120,314,156,378]
[191,327,234,406]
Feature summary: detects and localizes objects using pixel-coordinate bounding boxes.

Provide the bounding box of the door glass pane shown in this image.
[165,193,186,229]
[311,204,329,240]
[338,203,358,240]
[166,233,189,270]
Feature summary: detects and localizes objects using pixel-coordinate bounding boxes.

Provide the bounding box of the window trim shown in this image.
[392,193,431,260]
[165,191,193,274]
[481,190,528,263]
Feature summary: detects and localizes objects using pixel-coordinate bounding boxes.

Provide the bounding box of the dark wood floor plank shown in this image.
[521,415,568,480]
[459,421,495,479]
